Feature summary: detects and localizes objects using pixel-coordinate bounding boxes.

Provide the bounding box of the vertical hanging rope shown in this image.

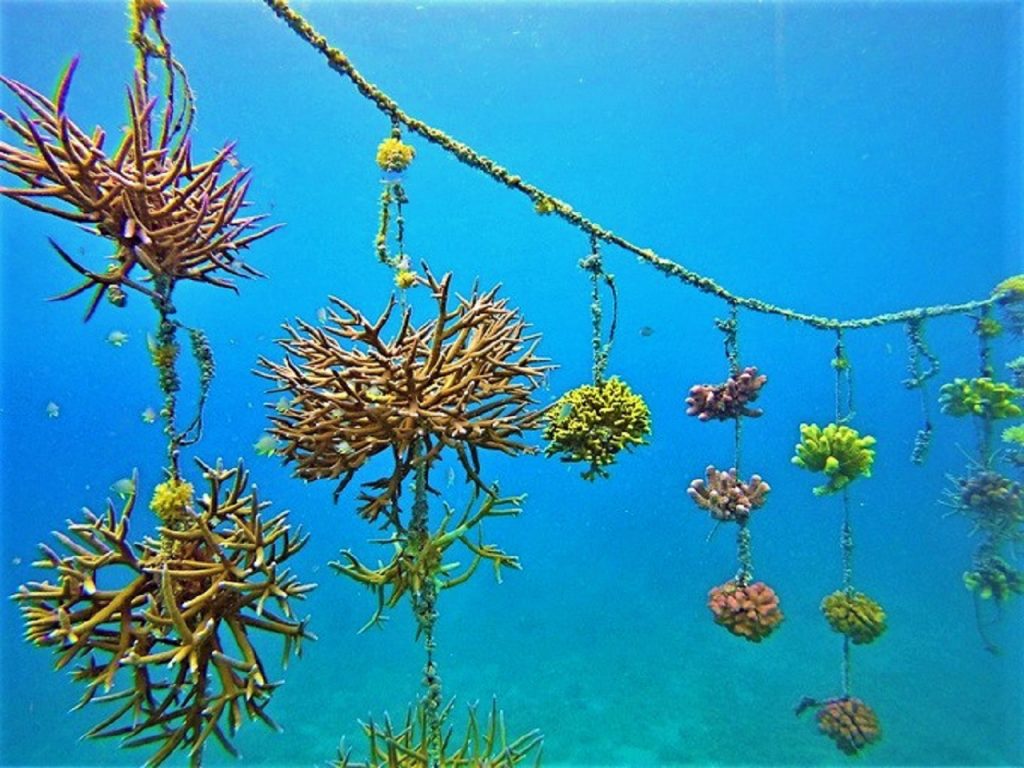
[408,440,442,766]
[904,317,939,465]
[833,329,855,698]
[580,236,617,385]
[976,307,996,466]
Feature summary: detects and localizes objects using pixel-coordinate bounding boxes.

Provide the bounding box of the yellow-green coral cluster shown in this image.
[938,377,1023,420]
[394,268,419,290]
[1002,425,1024,446]
[150,476,194,523]
[792,423,876,496]
[964,557,1024,601]
[376,136,415,173]
[821,590,887,645]
[993,274,1024,302]
[543,376,651,481]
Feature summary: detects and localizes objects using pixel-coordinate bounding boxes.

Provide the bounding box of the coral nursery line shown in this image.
[1,0,1022,767]
[259,0,997,331]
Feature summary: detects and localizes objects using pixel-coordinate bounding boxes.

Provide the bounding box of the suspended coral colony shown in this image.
[2,0,1022,765]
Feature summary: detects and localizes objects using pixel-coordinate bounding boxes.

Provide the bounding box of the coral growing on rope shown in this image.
[821,590,887,645]
[792,423,876,496]
[543,376,651,480]
[687,465,770,523]
[964,556,1024,601]
[815,697,881,756]
[333,698,542,768]
[12,459,314,766]
[258,267,551,522]
[685,365,767,421]
[376,134,416,174]
[707,580,783,642]
[938,377,1023,420]
[0,60,276,320]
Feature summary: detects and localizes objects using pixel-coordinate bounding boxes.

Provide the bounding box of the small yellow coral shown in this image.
[394,268,419,290]
[821,590,886,645]
[792,422,876,495]
[376,136,415,173]
[150,476,194,523]
[533,196,556,215]
[543,377,651,481]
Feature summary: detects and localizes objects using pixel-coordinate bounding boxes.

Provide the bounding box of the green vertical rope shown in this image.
[409,441,442,766]
[581,236,617,384]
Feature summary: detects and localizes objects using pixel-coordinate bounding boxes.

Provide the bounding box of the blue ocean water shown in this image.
[1,1,1022,766]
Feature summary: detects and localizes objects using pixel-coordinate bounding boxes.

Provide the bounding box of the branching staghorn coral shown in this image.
[13,459,315,767]
[333,698,542,768]
[0,56,276,320]
[331,488,524,631]
[258,267,552,523]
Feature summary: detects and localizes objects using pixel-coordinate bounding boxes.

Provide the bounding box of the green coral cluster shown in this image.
[820,590,887,645]
[543,376,651,481]
[993,274,1024,302]
[792,423,876,496]
[964,557,1024,601]
[938,377,1023,420]
[974,316,1003,339]
[1003,425,1024,447]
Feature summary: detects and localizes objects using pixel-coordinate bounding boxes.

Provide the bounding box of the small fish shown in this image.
[640,326,654,337]
[317,307,329,325]
[46,401,60,419]
[110,477,136,500]
[557,402,573,420]
[226,151,241,169]
[107,330,129,347]
[274,396,292,414]
[11,556,22,566]
[335,439,353,455]
[146,333,158,354]
[446,466,456,488]
[253,435,280,457]
[141,407,157,424]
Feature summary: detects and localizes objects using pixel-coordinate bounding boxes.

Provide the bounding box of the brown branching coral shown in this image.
[257,267,552,522]
[332,488,523,631]
[333,698,543,768]
[13,459,315,767]
[0,56,277,320]
[688,465,770,523]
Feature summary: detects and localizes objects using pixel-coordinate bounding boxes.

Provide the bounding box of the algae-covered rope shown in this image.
[259,0,998,331]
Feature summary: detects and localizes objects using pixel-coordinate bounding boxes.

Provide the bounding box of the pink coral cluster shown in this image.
[707,580,783,642]
[816,697,881,755]
[686,366,767,421]
[688,465,770,522]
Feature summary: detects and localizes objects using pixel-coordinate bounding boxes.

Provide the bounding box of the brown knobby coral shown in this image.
[686,365,767,421]
[816,697,881,755]
[13,459,314,766]
[257,267,552,522]
[688,465,770,523]
[0,57,276,319]
[708,580,783,642]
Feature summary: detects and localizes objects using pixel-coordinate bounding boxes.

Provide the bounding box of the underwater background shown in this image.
[1,1,1022,766]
